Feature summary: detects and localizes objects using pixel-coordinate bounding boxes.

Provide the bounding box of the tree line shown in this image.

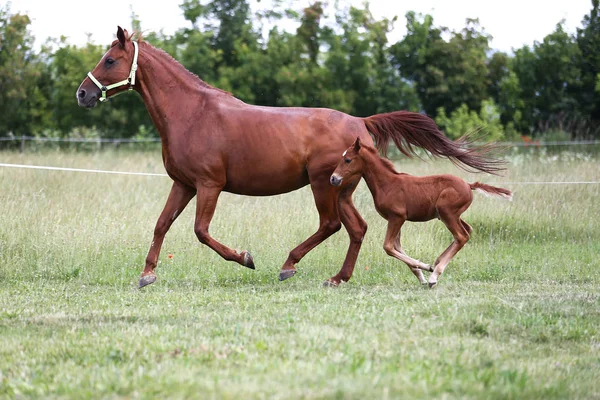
[1,0,600,141]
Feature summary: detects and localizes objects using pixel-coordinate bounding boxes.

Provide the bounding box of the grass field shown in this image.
[1,147,599,399]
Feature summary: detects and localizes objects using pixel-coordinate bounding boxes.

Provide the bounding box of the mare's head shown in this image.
[330,138,366,187]
[76,26,138,108]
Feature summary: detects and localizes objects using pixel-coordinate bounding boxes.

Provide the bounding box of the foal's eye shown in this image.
[105,58,115,65]
[344,158,351,164]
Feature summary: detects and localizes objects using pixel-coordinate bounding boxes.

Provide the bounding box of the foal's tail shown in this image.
[470,182,513,201]
[362,111,506,175]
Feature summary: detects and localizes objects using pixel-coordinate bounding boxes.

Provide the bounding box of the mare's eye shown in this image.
[344,158,351,164]
[105,58,115,65]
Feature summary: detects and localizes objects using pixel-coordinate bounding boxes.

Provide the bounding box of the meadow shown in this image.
[0,146,599,399]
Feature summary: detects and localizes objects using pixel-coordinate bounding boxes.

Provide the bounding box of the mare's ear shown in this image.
[117,26,127,48]
[353,137,362,152]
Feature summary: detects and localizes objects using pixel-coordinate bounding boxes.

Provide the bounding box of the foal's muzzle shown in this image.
[330,175,342,187]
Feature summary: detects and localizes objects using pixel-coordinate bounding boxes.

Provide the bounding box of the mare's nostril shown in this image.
[78,89,86,99]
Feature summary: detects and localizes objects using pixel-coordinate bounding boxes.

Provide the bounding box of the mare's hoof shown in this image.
[242,251,255,270]
[423,264,434,272]
[279,269,296,281]
[428,281,437,289]
[139,274,157,289]
[323,280,339,288]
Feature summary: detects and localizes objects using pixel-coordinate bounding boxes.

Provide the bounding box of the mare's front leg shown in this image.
[140,181,196,288]
[279,179,341,281]
[194,185,255,269]
[324,185,367,286]
[383,217,429,285]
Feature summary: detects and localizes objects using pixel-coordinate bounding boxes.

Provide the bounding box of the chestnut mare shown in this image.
[330,138,512,287]
[76,27,505,288]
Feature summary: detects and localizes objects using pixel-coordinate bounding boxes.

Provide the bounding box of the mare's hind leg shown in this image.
[428,214,470,288]
[140,181,196,288]
[279,180,341,281]
[461,219,473,235]
[194,185,255,269]
[324,185,367,286]
[382,217,429,285]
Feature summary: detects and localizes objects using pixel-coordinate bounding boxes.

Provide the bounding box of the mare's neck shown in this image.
[360,151,401,203]
[133,42,231,140]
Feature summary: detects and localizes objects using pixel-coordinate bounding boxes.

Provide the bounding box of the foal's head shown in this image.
[330,138,365,187]
[76,26,138,108]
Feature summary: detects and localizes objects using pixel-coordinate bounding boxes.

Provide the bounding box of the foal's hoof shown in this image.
[242,251,255,270]
[279,269,296,281]
[323,280,339,288]
[139,274,157,289]
[428,281,437,289]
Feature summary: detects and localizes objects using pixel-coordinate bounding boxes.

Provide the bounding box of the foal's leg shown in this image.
[194,185,255,268]
[279,180,341,281]
[392,228,434,272]
[428,214,470,288]
[382,217,428,285]
[139,181,196,288]
[324,186,367,286]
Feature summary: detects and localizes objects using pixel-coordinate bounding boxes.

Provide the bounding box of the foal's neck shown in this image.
[360,150,401,201]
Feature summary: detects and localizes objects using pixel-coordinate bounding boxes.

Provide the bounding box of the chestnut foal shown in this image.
[330,138,512,287]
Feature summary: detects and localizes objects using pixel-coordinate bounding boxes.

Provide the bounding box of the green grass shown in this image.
[1,148,599,399]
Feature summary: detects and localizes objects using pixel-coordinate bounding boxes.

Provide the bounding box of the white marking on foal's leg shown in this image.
[428,268,440,288]
[413,268,427,285]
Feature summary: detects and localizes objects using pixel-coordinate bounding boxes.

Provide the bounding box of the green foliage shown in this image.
[0,5,45,135]
[577,0,600,120]
[390,14,491,117]
[435,98,506,140]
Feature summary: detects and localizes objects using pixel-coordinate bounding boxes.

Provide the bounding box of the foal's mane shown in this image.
[362,144,401,175]
[112,31,230,96]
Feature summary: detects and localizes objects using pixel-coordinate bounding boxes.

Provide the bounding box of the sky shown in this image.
[9,0,594,53]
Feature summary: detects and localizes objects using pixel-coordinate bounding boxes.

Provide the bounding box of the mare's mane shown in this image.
[112,31,230,96]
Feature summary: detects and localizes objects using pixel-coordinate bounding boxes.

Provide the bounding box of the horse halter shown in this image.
[87,41,139,102]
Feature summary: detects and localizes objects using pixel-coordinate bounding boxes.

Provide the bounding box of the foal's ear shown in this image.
[117,26,127,48]
[353,137,362,152]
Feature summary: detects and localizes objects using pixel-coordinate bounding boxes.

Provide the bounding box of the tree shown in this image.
[324,6,418,116]
[297,2,323,66]
[577,0,600,121]
[391,14,492,118]
[0,5,46,136]
[511,23,582,136]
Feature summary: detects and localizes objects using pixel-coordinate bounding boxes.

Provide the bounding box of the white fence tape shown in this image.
[0,163,168,177]
[0,162,598,185]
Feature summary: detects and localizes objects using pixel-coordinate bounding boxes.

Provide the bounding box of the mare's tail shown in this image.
[362,111,506,175]
[469,182,513,201]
